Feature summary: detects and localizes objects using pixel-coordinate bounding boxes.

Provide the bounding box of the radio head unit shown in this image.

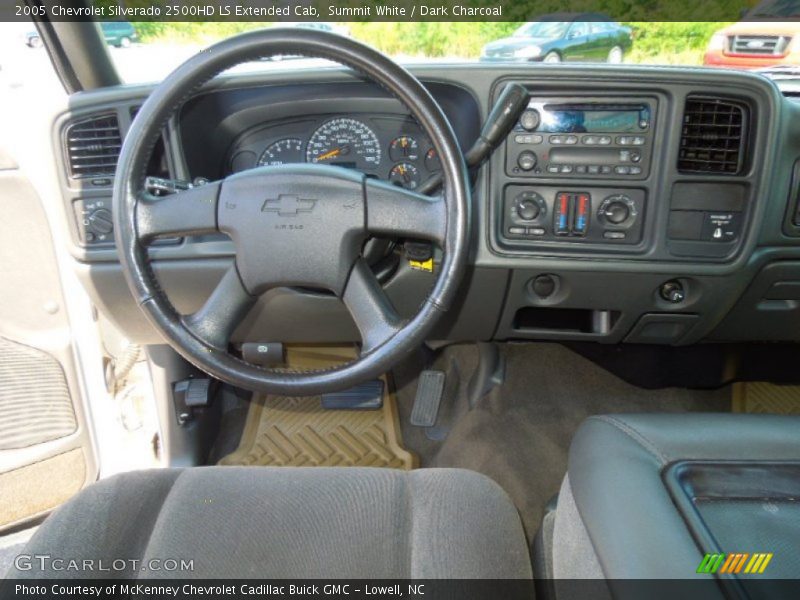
[506,96,656,179]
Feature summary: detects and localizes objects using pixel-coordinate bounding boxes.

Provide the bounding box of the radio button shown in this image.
[604,231,627,240]
[576,165,587,174]
[564,135,579,145]
[600,166,612,174]
[550,135,565,144]
[527,227,546,236]
[630,166,643,175]
[514,134,543,144]
[547,165,560,174]
[631,136,646,145]
[588,165,600,175]
[582,136,598,145]
[509,226,526,235]
[560,165,574,174]
[614,166,631,175]
[598,136,612,145]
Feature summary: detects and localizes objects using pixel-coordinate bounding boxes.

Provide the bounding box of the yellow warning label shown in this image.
[409,258,434,272]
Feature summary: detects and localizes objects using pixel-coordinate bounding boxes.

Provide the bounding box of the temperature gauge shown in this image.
[389,163,421,190]
[424,148,441,171]
[389,136,419,162]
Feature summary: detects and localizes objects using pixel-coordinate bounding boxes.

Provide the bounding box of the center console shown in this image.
[499,95,656,250]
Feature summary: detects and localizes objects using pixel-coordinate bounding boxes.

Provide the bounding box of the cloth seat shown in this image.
[549,413,800,591]
[8,466,532,579]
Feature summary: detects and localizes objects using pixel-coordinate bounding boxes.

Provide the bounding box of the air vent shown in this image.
[65,113,122,179]
[678,97,747,175]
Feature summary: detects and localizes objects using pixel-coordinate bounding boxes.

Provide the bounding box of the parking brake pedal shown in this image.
[411,370,446,427]
[321,379,384,410]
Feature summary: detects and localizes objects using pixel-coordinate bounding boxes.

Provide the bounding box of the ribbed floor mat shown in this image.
[733,382,800,414]
[218,347,417,469]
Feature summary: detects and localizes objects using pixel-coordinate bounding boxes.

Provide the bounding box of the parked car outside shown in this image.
[480,14,633,64]
[26,21,138,49]
[704,0,800,68]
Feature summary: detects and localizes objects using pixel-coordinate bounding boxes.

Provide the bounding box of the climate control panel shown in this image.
[501,185,645,247]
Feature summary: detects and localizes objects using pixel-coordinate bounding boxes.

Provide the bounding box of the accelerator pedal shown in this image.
[410,370,446,427]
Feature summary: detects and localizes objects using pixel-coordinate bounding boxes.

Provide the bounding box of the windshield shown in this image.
[513,21,570,39]
[5,17,800,91]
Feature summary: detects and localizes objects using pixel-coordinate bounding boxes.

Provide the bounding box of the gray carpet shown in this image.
[393,342,731,539]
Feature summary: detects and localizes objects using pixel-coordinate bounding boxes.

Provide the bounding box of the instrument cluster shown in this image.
[228,114,441,190]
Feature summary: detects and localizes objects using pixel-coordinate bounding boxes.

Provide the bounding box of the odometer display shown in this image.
[258,138,304,166]
[306,118,381,170]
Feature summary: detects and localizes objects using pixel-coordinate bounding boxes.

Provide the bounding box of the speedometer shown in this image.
[306,118,381,170]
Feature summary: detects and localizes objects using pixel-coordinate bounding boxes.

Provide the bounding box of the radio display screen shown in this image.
[539,105,647,133]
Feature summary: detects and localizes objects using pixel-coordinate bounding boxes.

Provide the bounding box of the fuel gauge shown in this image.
[389,136,419,162]
[389,163,421,190]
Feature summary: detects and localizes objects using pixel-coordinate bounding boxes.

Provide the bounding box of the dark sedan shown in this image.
[481,16,633,64]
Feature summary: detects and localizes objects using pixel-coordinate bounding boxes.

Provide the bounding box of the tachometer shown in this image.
[306,118,381,170]
[258,138,304,166]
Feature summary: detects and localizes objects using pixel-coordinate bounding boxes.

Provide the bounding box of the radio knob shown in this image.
[519,109,541,131]
[88,208,114,235]
[517,151,538,171]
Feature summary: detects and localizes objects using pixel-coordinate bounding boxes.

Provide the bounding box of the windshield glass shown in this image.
[6,17,800,90]
[747,0,800,18]
[512,21,570,39]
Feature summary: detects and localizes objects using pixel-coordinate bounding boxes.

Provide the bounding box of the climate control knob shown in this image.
[517,151,538,171]
[513,191,546,221]
[604,201,630,225]
[598,195,636,228]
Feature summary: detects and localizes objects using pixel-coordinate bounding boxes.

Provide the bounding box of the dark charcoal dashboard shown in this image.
[53,64,800,349]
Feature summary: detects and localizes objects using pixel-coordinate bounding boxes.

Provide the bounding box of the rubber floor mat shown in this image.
[733,381,800,415]
[218,347,417,469]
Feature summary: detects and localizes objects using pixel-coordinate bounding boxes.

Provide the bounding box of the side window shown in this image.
[569,23,588,38]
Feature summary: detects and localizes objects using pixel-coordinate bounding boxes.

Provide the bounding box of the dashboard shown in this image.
[50,64,800,349]
[226,114,440,190]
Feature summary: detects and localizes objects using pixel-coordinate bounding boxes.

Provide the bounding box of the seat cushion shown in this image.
[8,466,531,579]
[552,414,800,584]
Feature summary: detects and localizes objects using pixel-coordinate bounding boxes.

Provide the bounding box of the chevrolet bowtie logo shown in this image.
[261,194,316,216]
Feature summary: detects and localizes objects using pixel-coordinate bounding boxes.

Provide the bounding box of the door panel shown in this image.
[0,148,98,531]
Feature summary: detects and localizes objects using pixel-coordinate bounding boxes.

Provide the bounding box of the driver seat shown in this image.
[8,467,532,579]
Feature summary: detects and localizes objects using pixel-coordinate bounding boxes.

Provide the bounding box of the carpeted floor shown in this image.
[393,342,731,539]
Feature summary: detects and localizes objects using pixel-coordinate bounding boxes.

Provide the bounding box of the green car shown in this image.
[100,21,138,48]
[26,22,137,49]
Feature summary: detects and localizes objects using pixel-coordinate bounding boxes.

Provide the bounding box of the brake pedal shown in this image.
[321,379,384,410]
[411,370,445,427]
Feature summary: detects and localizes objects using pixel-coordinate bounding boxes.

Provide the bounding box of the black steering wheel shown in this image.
[113,28,470,395]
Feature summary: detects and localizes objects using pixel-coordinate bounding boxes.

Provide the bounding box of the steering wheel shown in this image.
[113,28,469,395]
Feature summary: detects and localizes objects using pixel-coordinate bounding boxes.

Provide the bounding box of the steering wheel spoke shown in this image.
[136,181,221,242]
[343,258,403,354]
[182,265,256,350]
[365,179,447,246]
